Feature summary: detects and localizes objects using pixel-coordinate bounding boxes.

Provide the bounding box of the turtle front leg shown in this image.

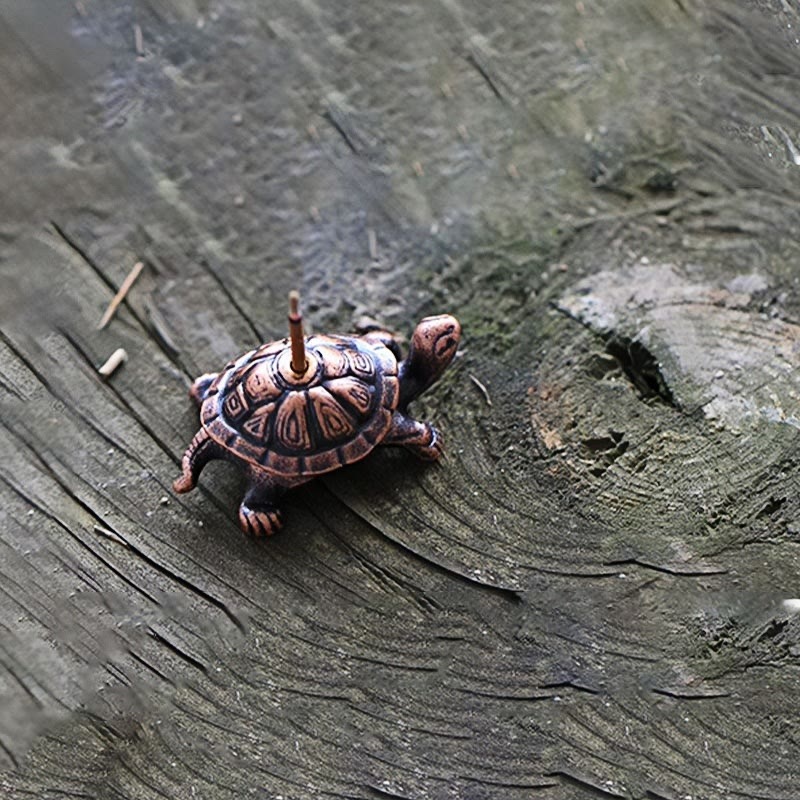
[238,473,284,536]
[382,412,444,461]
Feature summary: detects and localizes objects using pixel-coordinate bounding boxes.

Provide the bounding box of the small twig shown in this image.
[98,348,128,378]
[776,126,800,166]
[93,524,128,547]
[412,160,424,177]
[569,198,685,232]
[367,228,378,260]
[134,24,144,57]
[469,374,492,406]
[98,261,144,329]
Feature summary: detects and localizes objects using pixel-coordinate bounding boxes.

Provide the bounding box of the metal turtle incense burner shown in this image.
[174,293,461,535]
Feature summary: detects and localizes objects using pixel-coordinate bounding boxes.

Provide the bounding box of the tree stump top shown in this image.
[3,2,800,798]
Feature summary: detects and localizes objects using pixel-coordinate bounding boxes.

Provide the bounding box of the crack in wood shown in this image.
[651,687,731,700]
[127,648,177,685]
[0,456,163,607]
[147,628,208,675]
[604,557,727,577]
[465,50,507,103]
[547,769,627,798]
[322,108,361,155]
[3,418,246,635]
[332,492,523,600]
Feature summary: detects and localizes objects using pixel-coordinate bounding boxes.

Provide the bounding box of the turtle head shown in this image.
[398,314,461,409]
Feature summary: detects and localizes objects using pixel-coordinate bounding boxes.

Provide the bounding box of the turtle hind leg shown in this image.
[189,373,219,407]
[382,413,444,461]
[173,428,218,493]
[238,475,284,536]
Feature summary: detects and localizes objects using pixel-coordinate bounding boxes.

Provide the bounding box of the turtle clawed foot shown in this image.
[173,454,198,493]
[408,424,444,462]
[238,502,283,536]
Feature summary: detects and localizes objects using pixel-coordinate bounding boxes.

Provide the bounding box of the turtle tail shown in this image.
[173,428,217,494]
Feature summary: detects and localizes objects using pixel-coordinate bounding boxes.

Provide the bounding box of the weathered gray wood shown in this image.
[3,1,800,798]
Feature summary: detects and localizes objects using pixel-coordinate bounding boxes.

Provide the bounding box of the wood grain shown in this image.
[3,1,800,798]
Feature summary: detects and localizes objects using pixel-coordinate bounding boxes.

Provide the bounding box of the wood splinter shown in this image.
[469,374,493,406]
[288,290,306,374]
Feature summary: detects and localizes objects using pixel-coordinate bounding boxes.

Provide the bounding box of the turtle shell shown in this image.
[199,334,400,478]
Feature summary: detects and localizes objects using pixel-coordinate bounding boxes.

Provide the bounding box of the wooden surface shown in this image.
[3,1,800,798]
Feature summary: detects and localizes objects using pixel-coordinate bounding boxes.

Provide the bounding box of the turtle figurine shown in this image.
[174,291,461,535]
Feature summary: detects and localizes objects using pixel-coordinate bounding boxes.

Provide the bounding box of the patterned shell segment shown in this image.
[200,335,399,477]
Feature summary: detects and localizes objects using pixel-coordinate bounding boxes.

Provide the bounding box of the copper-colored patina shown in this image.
[174,293,461,535]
